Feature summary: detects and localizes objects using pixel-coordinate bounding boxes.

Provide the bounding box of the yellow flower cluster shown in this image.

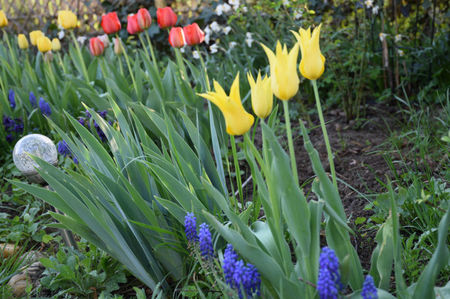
[199,24,325,136]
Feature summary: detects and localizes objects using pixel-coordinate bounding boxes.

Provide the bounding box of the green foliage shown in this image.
[39,241,127,298]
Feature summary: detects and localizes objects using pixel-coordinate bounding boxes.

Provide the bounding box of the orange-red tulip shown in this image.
[101,12,121,34]
[183,23,205,46]
[89,37,105,56]
[127,14,142,35]
[157,7,177,29]
[137,8,152,30]
[168,27,185,48]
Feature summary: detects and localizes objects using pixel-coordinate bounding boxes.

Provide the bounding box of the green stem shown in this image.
[282,100,298,183]
[99,57,112,96]
[196,45,210,91]
[3,29,19,79]
[69,31,89,83]
[230,135,244,209]
[144,31,158,70]
[138,33,151,64]
[174,47,188,81]
[117,35,139,98]
[312,80,337,188]
[57,52,66,73]
[118,55,124,76]
[251,117,260,145]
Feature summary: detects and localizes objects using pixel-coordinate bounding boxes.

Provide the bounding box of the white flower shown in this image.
[210,21,222,33]
[229,41,237,49]
[372,5,379,15]
[229,0,240,10]
[215,4,224,16]
[364,0,373,8]
[294,9,303,19]
[223,26,232,35]
[193,50,200,59]
[395,34,401,42]
[205,34,211,44]
[223,3,232,13]
[283,0,290,5]
[58,30,65,39]
[245,32,254,47]
[379,33,387,42]
[210,43,219,54]
[77,36,87,45]
[180,47,185,53]
[397,49,404,57]
[242,6,248,12]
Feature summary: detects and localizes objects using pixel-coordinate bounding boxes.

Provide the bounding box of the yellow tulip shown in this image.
[260,41,300,101]
[247,72,273,118]
[0,10,8,27]
[198,74,254,136]
[37,36,52,53]
[51,38,61,51]
[292,24,325,80]
[58,10,77,29]
[29,30,44,46]
[17,34,29,49]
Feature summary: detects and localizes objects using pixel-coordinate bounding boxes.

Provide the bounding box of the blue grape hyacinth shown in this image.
[29,92,37,108]
[184,212,198,243]
[39,98,51,116]
[198,223,214,259]
[8,89,15,109]
[361,275,378,299]
[317,247,341,299]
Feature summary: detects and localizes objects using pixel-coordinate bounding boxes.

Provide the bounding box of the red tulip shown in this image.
[127,14,142,35]
[183,23,205,46]
[137,8,152,30]
[101,12,121,34]
[168,27,185,48]
[89,37,105,56]
[157,7,177,29]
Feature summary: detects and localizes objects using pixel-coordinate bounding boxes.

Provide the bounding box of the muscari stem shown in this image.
[230,135,244,209]
[312,79,337,188]
[283,100,299,183]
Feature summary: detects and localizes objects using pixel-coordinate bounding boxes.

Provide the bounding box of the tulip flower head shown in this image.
[168,27,185,48]
[97,34,110,48]
[137,8,152,30]
[51,38,61,51]
[127,14,142,35]
[101,12,121,34]
[29,30,44,46]
[113,38,122,55]
[0,10,7,27]
[247,72,273,118]
[18,34,29,49]
[157,7,177,29]
[58,10,77,29]
[198,74,254,136]
[89,37,105,56]
[292,24,325,80]
[37,36,52,53]
[260,41,300,101]
[183,23,205,46]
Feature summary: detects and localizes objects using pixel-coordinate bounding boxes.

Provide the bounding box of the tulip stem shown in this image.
[138,33,151,65]
[118,55,124,76]
[196,45,210,91]
[283,100,299,183]
[230,135,244,209]
[174,48,188,81]
[144,31,158,70]
[69,31,90,83]
[117,36,139,99]
[312,80,337,189]
[57,53,67,74]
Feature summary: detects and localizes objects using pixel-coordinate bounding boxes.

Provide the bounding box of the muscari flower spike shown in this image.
[317,247,341,299]
[39,98,51,116]
[199,223,214,259]
[9,89,15,109]
[361,275,378,299]
[184,212,198,243]
[29,92,37,108]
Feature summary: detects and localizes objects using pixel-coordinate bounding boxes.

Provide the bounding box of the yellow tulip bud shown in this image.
[292,24,325,80]
[0,10,8,27]
[260,41,300,101]
[58,10,77,29]
[198,74,254,136]
[51,38,61,51]
[29,30,44,46]
[17,34,29,49]
[37,36,52,53]
[247,72,273,119]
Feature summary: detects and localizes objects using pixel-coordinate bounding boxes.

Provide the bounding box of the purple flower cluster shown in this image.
[199,223,214,259]
[184,212,198,243]
[39,98,51,116]
[9,89,16,109]
[361,275,377,299]
[57,140,78,164]
[317,247,341,299]
[222,244,261,298]
[2,115,24,143]
[78,110,109,142]
[29,92,37,108]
